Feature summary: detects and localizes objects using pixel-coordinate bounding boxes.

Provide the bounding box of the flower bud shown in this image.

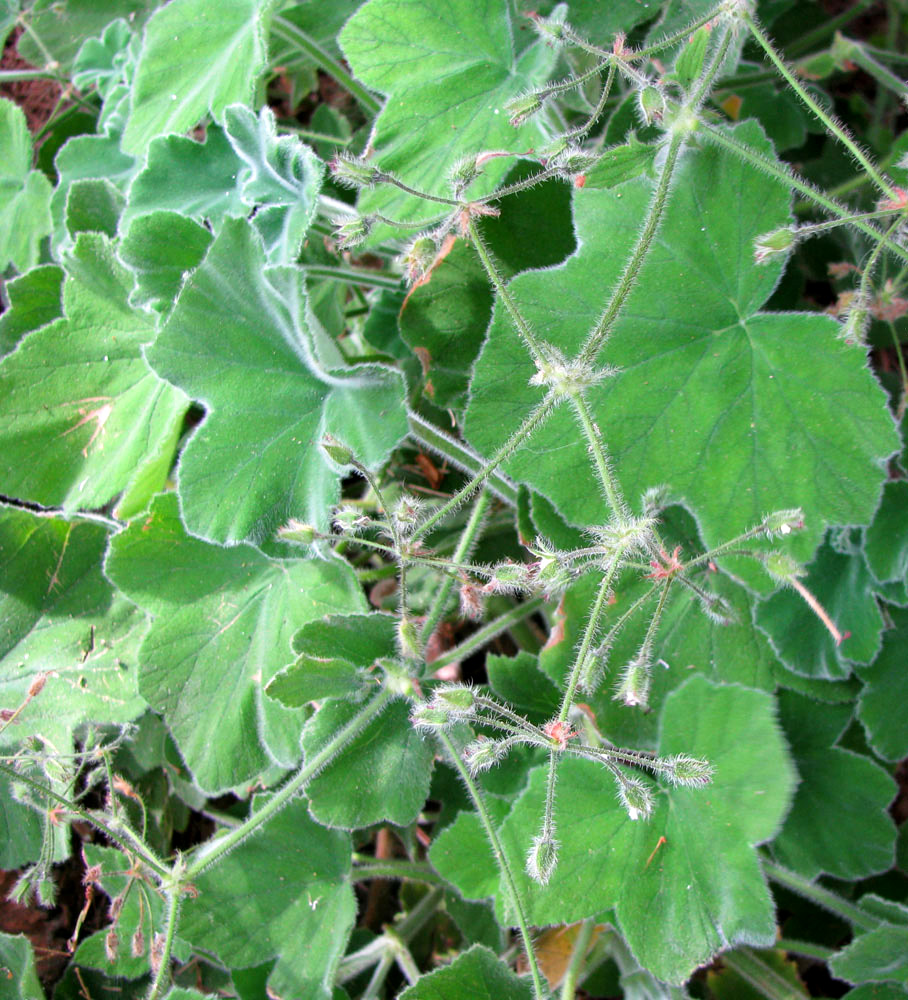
[526,831,559,885]
[332,505,371,535]
[397,617,421,660]
[392,495,424,535]
[483,560,532,595]
[410,704,452,730]
[762,551,804,585]
[105,928,119,964]
[551,146,600,181]
[661,754,714,787]
[760,508,805,538]
[754,228,795,264]
[27,673,47,699]
[432,684,476,718]
[459,581,485,620]
[334,215,374,250]
[277,519,317,545]
[528,12,569,47]
[329,153,382,189]
[638,85,666,125]
[617,774,654,821]
[504,91,543,127]
[150,933,166,975]
[614,649,652,709]
[401,235,437,284]
[321,434,355,466]
[464,737,508,775]
[131,927,145,958]
[449,155,482,196]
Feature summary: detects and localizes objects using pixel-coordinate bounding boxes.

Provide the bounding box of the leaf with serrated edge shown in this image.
[464,122,897,580]
[147,217,408,544]
[0,233,187,513]
[105,494,365,793]
[121,0,270,156]
[438,677,794,985]
[339,0,558,226]
[771,691,895,880]
[399,944,534,1000]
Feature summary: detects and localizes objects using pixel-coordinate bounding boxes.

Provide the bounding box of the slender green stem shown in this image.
[631,4,726,62]
[850,39,908,104]
[272,16,381,116]
[569,392,627,522]
[475,165,562,205]
[560,918,597,999]
[420,489,490,647]
[846,214,906,341]
[743,12,896,199]
[427,596,547,672]
[407,411,518,506]
[564,62,615,143]
[380,173,459,206]
[0,762,169,878]
[0,68,61,82]
[437,731,547,1000]
[184,687,393,878]
[795,205,907,238]
[410,394,559,543]
[351,858,444,884]
[145,890,182,1000]
[302,264,401,289]
[469,217,544,362]
[762,858,880,932]
[700,124,908,265]
[580,129,685,363]
[721,948,805,1000]
[774,938,834,961]
[361,950,395,1000]
[787,0,877,57]
[888,321,908,420]
[277,123,353,146]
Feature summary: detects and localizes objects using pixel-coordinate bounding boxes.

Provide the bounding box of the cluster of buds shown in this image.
[400,234,439,284]
[590,514,658,559]
[526,536,581,597]
[410,683,478,730]
[529,343,611,395]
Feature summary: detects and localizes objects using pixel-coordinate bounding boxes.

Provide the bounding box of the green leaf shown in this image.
[486,650,561,723]
[0,505,147,750]
[831,924,908,989]
[398,944,534,1000]
[146,217,407,544]
[464,122,898,573]
[584,138,658,189]
[0,97,52,273]
[65,177,125,240]
[125,126,246,225]
[399,240,493,410]
[339,0,558,225]
[266,613,396,707]
[0,264,63,358]
[756,536,884,680]
[447,677,795,984]
[302,697,434,828]
[105,493,366,793]
[0,932,43,1000]
[675,24,710,88]
[429,796,512,901]
[865,480,908,586]
[0,773,44,869]
[119,211,213,315]
[180,795,354,1000]
[222,103,323,265]
[857,605,908,762]
[0,233,188,512]
[122,0,272,156]
[771,691,896,880]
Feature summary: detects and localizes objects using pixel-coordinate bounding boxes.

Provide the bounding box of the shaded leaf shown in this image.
[398,944,534,1000]
[856,606,908,762]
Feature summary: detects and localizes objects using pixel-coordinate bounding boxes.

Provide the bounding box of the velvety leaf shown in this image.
[0,505,146,750]
[707,948,808,1000]
[119,211,213,315]
[856,606,908,762]
[865,480,908,585]
[65,177,125,239]
[222,103,323,265]
[719,79,810,151]
[266,612,396,707]
[429,797,512,901]
[756,537,885,680]
[831,925,908,988]
[584,139,658,189]
[302,697,434,828]
[0,932,43,1000]
[340,0,558,226]
[0,234,187,512]
[147,217,407,544]
[464,122,897,574]
[105,493,366,793]
[483,677,794,985]
[486,651,561,723]
[180,795,354,999]
[125,127,246,225]
[122,0,271,156]
[399,240,493,409]
[0,97,53,273]
[0,264,63,358]
[0,773,44,869]
[771,691,896,880]
[398,944,534,1000]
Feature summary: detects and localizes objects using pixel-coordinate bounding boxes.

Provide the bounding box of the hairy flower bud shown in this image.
[754,228,796,264]
[334,214,374,250]
[504,91,544,128]
[661,754,715,787]
[526,831,559,884]
[277,519,317,545]
[392,495,424,536]
[617,773,654,821]
[410,704,452,730]
[401,235,438,284]
[762,551,804,585]
[760,508,805,538]
[449,155,482,196]
[131,927,145,958]
[105,928,119,964]
[614,648,652,709]
[397,617,421,661]
[332,505,371,535]
[321,434,355,466]
[483,560,532,595]
[329,153,382,189]
[464,737,508,775]
[431,684,476,718]
[638,85,666,125]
